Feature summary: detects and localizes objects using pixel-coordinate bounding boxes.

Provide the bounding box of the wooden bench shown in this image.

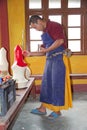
[70,73,87,79]
[31,73,87,80]
[31,74,87,93]
[0,77,35,130]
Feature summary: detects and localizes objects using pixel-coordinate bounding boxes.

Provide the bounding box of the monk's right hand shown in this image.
[22,50,30,57]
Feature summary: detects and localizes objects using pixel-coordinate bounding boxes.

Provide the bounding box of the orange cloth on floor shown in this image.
[42,55,72,112]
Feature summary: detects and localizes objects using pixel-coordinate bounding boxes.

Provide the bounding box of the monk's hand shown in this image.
[22,50,31,57]
[39,44,47,53]
[39,47,45,52]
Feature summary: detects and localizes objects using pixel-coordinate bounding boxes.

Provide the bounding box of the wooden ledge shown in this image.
[0,78,35,130]
[31,74,87,79]
[70,73,87,79]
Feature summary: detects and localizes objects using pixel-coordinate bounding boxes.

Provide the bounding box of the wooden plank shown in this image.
[31,74,87,79]
[70,73,87,79]
[0,77,35,130]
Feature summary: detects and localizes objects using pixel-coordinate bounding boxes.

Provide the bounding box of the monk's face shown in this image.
[30,19,45,31]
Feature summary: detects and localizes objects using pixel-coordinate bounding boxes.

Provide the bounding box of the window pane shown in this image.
[30,28,42,40]
[68,28,80,39]
[30,41,43,52]
[49,0,61,8]
[68,40,81,52]
[49,15,62,24]
[29,0,41,9]
[68,0,81,8]
[68,15,81,26]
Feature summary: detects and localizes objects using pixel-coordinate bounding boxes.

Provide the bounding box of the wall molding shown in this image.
[32,84,87,95]
[0,0,10,62]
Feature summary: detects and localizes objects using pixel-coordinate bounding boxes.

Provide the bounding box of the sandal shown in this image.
[48,112,61,119]
[31,108,47,115]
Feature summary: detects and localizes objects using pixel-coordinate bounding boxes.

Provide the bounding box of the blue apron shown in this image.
[40,32,65,106]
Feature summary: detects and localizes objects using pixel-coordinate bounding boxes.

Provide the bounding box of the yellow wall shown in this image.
[7,0,87,85]
[7,0,25,67]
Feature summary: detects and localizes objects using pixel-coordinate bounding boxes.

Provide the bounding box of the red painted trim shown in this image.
[33,84,87,95]
[0,0,10,64]
[30,75,87,93]
[72,84,87,92]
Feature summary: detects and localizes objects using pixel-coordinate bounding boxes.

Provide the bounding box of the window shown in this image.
[30,28,43,51]
[25,0,87,55]
[49,0,61,8]
[49,15,62,24]
[29,0,41,9]
[68,0,81,8]
[68,15,81,52]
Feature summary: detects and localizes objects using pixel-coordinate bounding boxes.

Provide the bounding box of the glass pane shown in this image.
[68,28,80,39]
[29,0,41,9]
[68,15,81,26]
[68,40,81,52]
[30,28,42,40]
[30,41,43,52]
[49,0,61,8]
[49,15,62,24]
[68,0,81,8]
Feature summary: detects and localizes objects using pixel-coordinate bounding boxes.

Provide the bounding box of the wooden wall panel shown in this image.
[0,0,10,63]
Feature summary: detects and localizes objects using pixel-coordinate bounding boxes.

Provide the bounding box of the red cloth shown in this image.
[14,45,27,67]
[44,20,67,48]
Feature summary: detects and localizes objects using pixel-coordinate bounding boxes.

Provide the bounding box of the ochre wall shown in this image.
[7,0,26,67]
[7,0,87,85]
[70,56,87,84]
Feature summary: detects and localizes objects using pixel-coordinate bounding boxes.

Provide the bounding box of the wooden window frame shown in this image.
[25,0,87,55]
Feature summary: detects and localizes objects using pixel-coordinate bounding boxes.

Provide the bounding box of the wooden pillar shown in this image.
[0,0,10,68]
